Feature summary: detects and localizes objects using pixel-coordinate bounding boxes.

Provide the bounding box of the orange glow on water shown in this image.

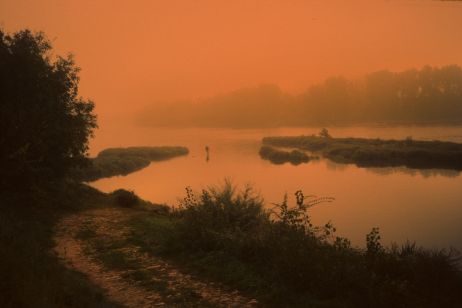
[3,0,462,250]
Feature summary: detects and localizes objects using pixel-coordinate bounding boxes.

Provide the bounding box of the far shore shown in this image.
[262,135,462,170]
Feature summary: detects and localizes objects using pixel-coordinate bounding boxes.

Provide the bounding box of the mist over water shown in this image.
[3,0,462,304]
[90,125,462,251]
[3,0,462,122]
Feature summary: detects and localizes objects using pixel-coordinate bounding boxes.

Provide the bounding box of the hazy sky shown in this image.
[1,0,462,124]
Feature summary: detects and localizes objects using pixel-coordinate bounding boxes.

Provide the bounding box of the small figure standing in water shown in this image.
[205,145,210,162]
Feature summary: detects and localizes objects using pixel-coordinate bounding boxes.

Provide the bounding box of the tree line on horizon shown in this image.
[138,65,462,127]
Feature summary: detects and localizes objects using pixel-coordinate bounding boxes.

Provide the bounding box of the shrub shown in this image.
[259,146,310,165]
[173,181,268,252]
[111,189,139,207]
[135,182,462,306]
[319,128,332,138]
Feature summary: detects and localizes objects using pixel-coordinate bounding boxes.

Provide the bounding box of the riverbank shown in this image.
[2,143,462,307]
[125,184,462,307]
[55,204,255,307]
[2,180,462,307]
[263,135,462,170]
[0,182,118,307]
[73,146,189,182]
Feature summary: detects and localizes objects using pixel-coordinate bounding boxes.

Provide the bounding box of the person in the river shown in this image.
[205,145,210,162]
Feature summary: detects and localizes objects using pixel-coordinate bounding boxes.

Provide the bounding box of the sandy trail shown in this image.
[53,207,256,307]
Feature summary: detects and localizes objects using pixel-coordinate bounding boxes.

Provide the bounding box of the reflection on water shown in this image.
[89,125,462,251]
[366,166,460,178]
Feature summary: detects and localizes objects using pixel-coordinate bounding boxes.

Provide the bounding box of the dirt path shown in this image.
[53,207,257,307]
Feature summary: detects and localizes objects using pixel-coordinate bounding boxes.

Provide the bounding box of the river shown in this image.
[89,125,462,251]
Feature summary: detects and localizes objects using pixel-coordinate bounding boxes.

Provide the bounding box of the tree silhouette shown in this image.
[0,29,97,190]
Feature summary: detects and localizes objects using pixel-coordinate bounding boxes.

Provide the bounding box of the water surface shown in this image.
[90,125,462,250]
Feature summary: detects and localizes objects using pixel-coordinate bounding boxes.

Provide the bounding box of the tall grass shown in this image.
[130,181,462,307]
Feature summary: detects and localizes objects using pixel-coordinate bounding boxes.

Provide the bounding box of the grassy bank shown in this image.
[4,180,461,307]
[263,135,462,170]
[0,182,119,307]
[259,146,315,165]
[0,146,188,307]
[73,146,189,181]
[126,183,462,307]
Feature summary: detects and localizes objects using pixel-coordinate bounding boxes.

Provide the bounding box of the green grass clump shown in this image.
[129,182,462,307]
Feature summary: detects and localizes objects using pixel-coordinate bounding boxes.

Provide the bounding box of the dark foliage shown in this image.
[259,146,312,165]
[263,135,462,170]
[111,189,139,207]
[0,29,112,306]
[130,183,462,307]
[0,183,119,307]
[0,29,97,189]
[73,146,189,181]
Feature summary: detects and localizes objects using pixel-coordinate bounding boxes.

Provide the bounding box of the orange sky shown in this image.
[1,0,462,125]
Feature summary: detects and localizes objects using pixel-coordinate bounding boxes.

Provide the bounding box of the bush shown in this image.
[111,189,139,208]
[132,182,462,307]
[173,181,268,252]
[259,146,311,165]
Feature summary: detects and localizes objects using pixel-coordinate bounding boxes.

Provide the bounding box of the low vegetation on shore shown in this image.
[73,146,189,182]
[0,181,171,307]
[127,183,462,307]
[263,132,462,170]
[4,181,461,307]
[259,146,315,165]
[3,28,462,307]
[0,183,119,307]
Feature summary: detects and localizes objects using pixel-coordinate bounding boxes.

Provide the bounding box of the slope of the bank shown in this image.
[0,182,120,307]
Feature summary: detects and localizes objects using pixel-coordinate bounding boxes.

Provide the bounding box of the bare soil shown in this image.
[53,207,257,307]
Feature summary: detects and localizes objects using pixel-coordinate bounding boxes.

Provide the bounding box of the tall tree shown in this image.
[0,29,97,190]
